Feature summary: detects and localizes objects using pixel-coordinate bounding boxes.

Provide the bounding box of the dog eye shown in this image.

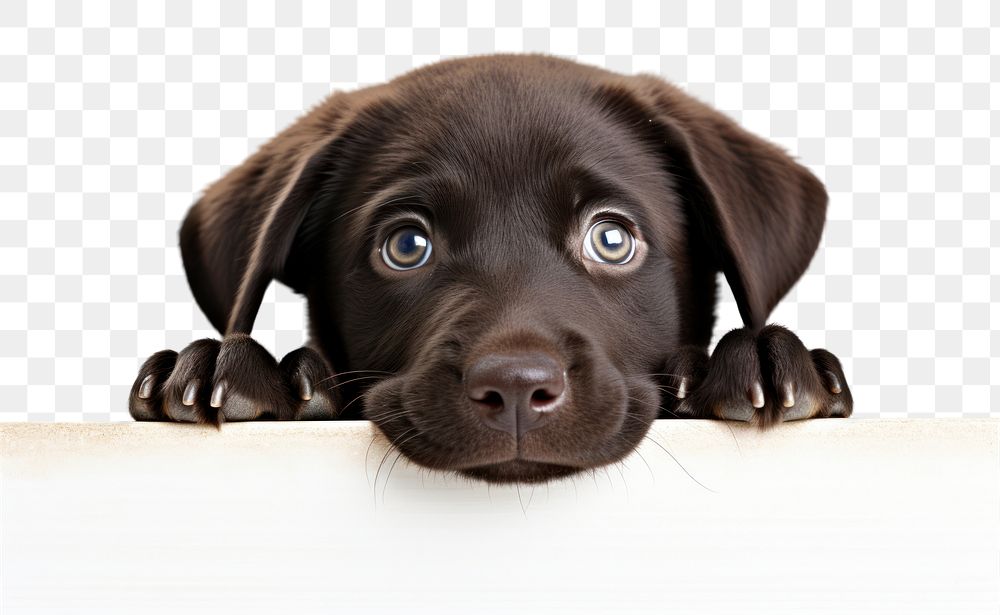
[584,220,635,265]
[382,226,433,270]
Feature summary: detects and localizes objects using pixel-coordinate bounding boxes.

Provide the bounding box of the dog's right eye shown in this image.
[583,220,635,265]
[381,226,433,270]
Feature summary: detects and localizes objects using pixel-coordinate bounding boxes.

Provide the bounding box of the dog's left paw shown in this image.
[129,335,339,423]
[661,325,852,426]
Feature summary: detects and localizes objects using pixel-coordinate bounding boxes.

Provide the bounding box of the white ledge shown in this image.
[2,419,998,614]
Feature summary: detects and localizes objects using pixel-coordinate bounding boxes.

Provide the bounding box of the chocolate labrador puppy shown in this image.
[129,54,852,483]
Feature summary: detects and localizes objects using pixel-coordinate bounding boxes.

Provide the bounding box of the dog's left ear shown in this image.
[179,89,380,335]
[628,75,828,331]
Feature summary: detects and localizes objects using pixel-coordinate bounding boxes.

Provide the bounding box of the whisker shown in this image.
[380,434,422,503]
[334,369,396,377]
[363,406,422,423]
[659,407,686,419]
[632,447,655,482]
[655,384,681,393]
[321,374,388,392]
[363,396,435,423]
[641,433,715,493]
[624,395,657,407]
[724,420,743,456]
[372,427,418,498]
[313,374,337,386]
[314,369,394,387]
[340,391,369,416]
[381,450,407,503]
[364,432,379,484]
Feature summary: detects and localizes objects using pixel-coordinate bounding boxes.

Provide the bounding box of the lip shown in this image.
[458,459,583,484]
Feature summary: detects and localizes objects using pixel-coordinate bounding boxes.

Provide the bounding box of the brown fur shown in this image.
[130,54,852,484]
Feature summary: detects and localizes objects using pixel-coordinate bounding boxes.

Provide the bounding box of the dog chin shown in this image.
[457,459,584,484]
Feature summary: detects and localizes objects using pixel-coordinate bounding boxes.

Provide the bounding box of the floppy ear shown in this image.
[630,76,828,331]
[179,91,363,335]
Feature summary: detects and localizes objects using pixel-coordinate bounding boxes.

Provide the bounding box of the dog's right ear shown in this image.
[625,75,829,333]
[179,89,375,335]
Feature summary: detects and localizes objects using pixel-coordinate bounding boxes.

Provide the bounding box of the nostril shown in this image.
[474,390,505,410]
[529,387,560,408]
[465,351,566,434]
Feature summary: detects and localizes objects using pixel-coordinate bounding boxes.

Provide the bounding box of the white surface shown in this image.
[1,419,998,614]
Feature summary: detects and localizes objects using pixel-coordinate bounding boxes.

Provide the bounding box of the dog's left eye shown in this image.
[583,220,635,265]
[382,226,433,270]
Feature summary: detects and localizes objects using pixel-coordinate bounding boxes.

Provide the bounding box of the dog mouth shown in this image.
[361,364,661,484]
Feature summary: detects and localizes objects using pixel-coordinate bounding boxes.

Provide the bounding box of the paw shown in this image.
[129,335,339,423]
[661,325,852,426]
[657,345,709,418]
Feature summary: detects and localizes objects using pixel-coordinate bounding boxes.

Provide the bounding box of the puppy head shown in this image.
[181,55,827,483]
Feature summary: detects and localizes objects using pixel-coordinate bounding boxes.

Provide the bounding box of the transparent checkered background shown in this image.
[0,0,996,421]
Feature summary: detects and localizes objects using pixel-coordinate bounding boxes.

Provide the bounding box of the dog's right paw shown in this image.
[659,326,852,427]
[129,335,339,423]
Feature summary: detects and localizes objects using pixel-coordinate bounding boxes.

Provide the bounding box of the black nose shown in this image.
[465,352,566,436]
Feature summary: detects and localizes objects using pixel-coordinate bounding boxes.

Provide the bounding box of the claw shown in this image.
[676,376,688,400]
[297,374,313,401]
[825,371,842,394]
[781,382,795,408]
[749,381,765,409]
[182,380,200,406]
[210,381,226,408]
[138,375,154,399]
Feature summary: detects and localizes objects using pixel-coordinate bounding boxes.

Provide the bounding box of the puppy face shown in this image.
[179,55,828,483]
[310,78,690,482]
